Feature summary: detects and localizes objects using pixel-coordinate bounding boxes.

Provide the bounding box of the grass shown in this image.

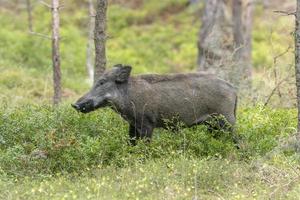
[1,157,300,200]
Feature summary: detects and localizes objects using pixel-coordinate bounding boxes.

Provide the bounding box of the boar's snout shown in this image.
[71,103,80,110]
[71,99,94,113]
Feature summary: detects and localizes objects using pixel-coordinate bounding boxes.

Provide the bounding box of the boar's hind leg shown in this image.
[128,124,153,146]
[193,114,233,132]
[204,114,234,132]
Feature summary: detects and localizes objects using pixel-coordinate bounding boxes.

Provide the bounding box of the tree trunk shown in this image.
[26,0,33,32]
[197,0,222,71]
[244,0,253,89]
[295,0,300,137]
[87,0,95,83]
[94,0,107,82]
[231,0,253,90]
[232,0,244,88]
[232,0,244,47]
[51,0,62,105]
[197,0,232,81]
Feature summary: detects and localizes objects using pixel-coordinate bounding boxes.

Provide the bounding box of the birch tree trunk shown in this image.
[295,0,300,138]
[26,0,33,32]
[94,0,107,82]
[87,0,95,83]
[51,0,62,105]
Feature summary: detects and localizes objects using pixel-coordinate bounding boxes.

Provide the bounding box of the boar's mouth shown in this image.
[72,99,108,113]
[71,100,94,113]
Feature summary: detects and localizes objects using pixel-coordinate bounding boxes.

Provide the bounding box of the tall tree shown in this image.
[231,0,253,89]
[26,0,33,32]
[232,0,244,87]
[197,0,232,81]
[295,0,300,137]
[244,0,254,89]
[86,0,95,83]
[51,0,62,105]
[94,0,108,82]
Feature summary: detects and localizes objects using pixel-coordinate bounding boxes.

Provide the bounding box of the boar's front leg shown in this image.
[128,124,153,146]
[129,125,138,146]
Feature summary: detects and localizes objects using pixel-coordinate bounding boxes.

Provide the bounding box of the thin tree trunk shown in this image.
[295,0,300,137]
[244,0,253,89]
[232,0,243,49]
[232,0,253,90]
[26,0,33,32]
[94,0,107,82]
[87,0,95,83]
[197,0,222,71]
[51,0,62,105]
[232,0,244,88]
[197,0,233,82]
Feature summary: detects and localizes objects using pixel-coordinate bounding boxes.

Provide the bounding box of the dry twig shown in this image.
[274,10,296,16]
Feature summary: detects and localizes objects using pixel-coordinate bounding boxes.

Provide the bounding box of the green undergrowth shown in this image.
[0,104,300,199]
[0,104,297,177]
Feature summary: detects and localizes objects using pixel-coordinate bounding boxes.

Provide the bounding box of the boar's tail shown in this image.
[234,95,238,118]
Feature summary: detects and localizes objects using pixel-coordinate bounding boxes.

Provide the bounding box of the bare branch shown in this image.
[58,4,65,10]
[264,75,291,107]
[273,10,296,16]
[272,45,292,100]
[274,45,292,62]
[28,31,51,39]
[39,0,52,8]
[264,62,294,107]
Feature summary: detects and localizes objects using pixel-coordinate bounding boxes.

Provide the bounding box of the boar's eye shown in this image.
[97,80,106,87]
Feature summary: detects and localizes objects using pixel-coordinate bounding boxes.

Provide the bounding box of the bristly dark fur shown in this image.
[132,72,213,84]
[73,66,238,146]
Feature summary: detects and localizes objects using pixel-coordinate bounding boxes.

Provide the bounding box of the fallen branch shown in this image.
[274,10,296,16]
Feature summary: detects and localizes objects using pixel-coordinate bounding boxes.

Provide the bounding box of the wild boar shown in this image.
[72,64,237,145]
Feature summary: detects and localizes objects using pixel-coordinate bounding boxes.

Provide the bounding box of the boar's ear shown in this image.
[115,65,132,83]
